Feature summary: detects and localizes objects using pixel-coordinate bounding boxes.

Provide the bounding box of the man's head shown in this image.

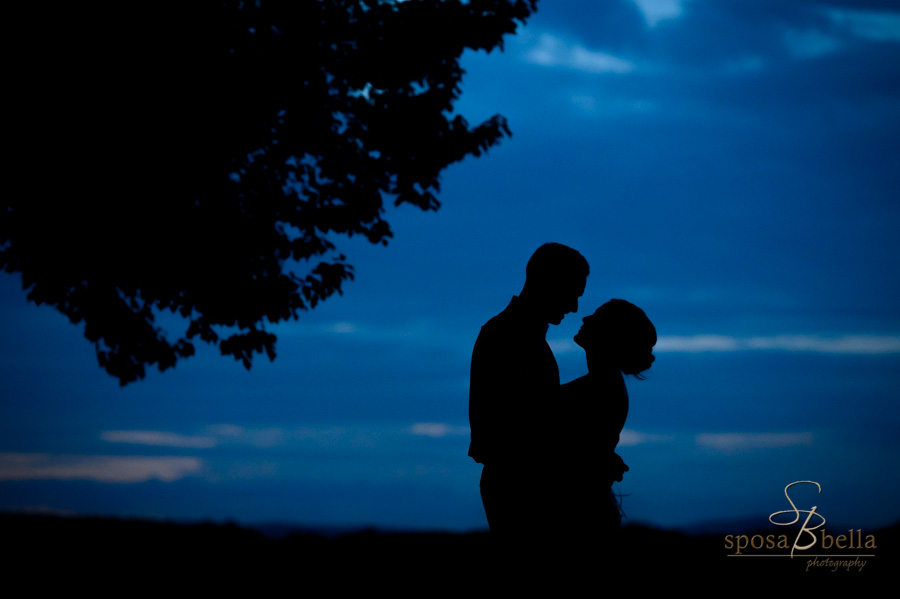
[521,243,589,325]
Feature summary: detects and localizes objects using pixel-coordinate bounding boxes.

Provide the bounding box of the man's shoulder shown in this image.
[480,296,530,332]
[475,306,526,349]
[480,308,513,333]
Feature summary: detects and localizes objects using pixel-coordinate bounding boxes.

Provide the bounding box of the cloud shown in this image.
[409,422,469,438]
[525,34,635,74]
[655,334,900,354]
[553,334,900,355]
[101,430,217,448]
[204,424,285,448]
[629,0,841,72]
[285,319,469,354]
[695,432,813,454]
[783,28,843,59]
[0,453,203,483]
[100,426,287,449]
[618,429,673,446]
[327,322,358,334]
[568,93,661,115]
[97,423,474,455]
[632,0,684,27]
[654,335,740,353]
[826,8,900,42]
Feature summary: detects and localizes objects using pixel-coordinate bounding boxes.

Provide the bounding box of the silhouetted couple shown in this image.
[468,243,656,571]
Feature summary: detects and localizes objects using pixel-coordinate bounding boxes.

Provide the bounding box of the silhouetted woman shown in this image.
[556,299,656,541]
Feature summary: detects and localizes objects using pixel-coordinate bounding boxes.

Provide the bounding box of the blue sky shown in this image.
[2,0,899,532]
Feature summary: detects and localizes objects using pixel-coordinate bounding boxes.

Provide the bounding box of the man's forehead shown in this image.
[544,273,586,297]
[569,276,587,295]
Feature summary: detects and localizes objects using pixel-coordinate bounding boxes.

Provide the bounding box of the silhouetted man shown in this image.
[468,243,589,544]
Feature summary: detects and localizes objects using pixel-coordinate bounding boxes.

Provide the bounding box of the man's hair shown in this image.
[525,243,589,284]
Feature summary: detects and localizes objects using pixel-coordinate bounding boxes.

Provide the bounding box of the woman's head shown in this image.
[574,299,657,376]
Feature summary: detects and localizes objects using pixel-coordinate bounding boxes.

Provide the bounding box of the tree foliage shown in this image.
[1,0,537,384]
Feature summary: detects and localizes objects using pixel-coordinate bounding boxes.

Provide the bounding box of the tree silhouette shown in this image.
[1,0,536,384]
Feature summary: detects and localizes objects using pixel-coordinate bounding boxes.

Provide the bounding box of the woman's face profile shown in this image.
[574,302,656,375]
[573,309,602,349]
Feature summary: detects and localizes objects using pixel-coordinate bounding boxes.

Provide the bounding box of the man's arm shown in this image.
[469,326,553,465]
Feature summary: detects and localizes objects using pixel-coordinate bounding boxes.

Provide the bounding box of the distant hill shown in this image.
[3,512,894,591]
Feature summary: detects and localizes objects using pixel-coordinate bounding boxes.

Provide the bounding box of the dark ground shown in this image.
[4,513,894,592]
